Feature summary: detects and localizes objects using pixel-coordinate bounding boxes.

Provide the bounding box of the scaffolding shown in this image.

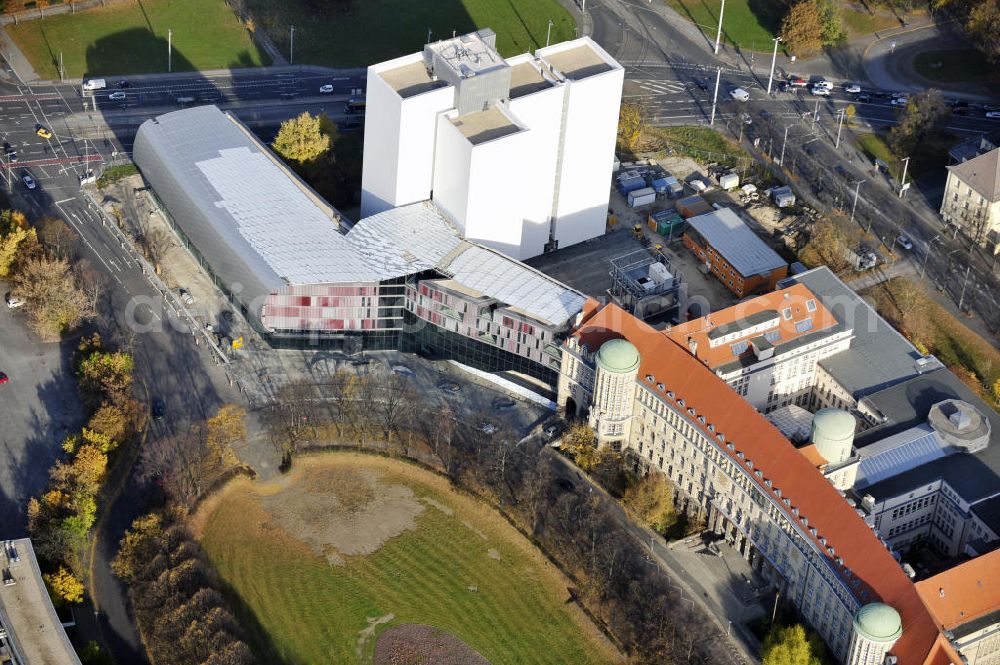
[609,248,684,321]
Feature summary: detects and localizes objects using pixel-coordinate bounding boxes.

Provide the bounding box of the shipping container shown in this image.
[628,187,657,207]
[718,172,740,190]
[616,169,646,196]
[676,195,713,218]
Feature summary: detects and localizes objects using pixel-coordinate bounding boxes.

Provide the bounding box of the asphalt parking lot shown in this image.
[0,296,85,536]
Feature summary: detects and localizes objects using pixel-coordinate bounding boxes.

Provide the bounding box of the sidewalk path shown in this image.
[0,26,40,82]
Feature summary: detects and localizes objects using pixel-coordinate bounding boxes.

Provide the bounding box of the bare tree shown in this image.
[35,216,77,260]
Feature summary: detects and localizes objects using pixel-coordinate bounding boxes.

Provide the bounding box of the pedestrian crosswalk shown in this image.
[630,79,689,95]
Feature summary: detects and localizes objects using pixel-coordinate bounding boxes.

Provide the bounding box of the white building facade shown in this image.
[361,30,624,261]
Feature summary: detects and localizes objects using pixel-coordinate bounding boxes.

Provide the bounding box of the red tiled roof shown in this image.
[798,443,828,469]
[573,303,944,664]
[666,283,838,370]
[916,548,1000,631]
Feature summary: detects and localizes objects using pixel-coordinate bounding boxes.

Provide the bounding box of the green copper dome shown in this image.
[596,339,640,374]
[854,603,902,643]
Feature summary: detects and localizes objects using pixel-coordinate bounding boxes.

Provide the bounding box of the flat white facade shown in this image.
[360,53,454,216]
[361,32,624,261]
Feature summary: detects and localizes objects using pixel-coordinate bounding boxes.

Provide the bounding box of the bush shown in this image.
[96,164,139,189]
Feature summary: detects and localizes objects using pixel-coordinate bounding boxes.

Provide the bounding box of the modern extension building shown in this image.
[681,208,788,297]
[361,30,624,260]
[558,302,960,665]
[133,105,584,384]
[0,539,82,665]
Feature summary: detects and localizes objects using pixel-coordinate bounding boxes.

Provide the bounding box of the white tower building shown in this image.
[847,603,903,665]
[589,338,641,446]
[361,29,624,261]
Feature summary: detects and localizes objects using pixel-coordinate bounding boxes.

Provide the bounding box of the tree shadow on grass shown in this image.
[214,576,289,665]
[84,28,197,77]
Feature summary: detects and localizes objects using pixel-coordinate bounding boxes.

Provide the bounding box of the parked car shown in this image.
[729,87,750,102]
[109,91,126,101]
[810,85,830,96]
[897,236,914,250]
[21,173,36,190]
[987,111,1000,119]
[178,287,195,305]
[843,82,861,93]
[855,93,871,103]
[983,104,1000,111]
[117,80,131,88]
[5,293,24,309]
[812,79,833,90]
[319,84,334,93]
[788,77,807,87]
[152,398,165,419]
[890,97,909,106]
[6,151,16,163]
[543,424,563,440]
[0,372,8,385]
[35,125,52,139]
[694,77,709,91]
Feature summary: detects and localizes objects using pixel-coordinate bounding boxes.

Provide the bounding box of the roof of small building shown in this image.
[781,267,927,398]
[684,208,787,277]
[666,283,838,371]
[947,146,1000,202]
[915,548,1000,631]
[570,303,947,665]
[0,539,82,665]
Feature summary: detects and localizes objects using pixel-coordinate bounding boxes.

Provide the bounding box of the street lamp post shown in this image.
[714,0,726,55]
[290,25,295,65]
[546,19,554,47]
[710,66,721,126]
[851,179,865,227]
[898,156,910,198]
[958,264,973,311]
[835,108,845,149]
[167,29,172,73]
[766,37,781,95]
[920,236,942,278]
[778,125,789,166]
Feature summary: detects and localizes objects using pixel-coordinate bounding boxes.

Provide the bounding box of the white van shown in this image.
[729,87,750,102]
[82,78,107,91]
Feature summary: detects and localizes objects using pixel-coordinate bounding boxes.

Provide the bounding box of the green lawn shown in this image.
[7,0,269,79]
[855,132,896,168]
[855,130,952,180]
[198,455,618,665]
[914,49,994,83]
[663,0,784,51]
[246,0,575,67]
